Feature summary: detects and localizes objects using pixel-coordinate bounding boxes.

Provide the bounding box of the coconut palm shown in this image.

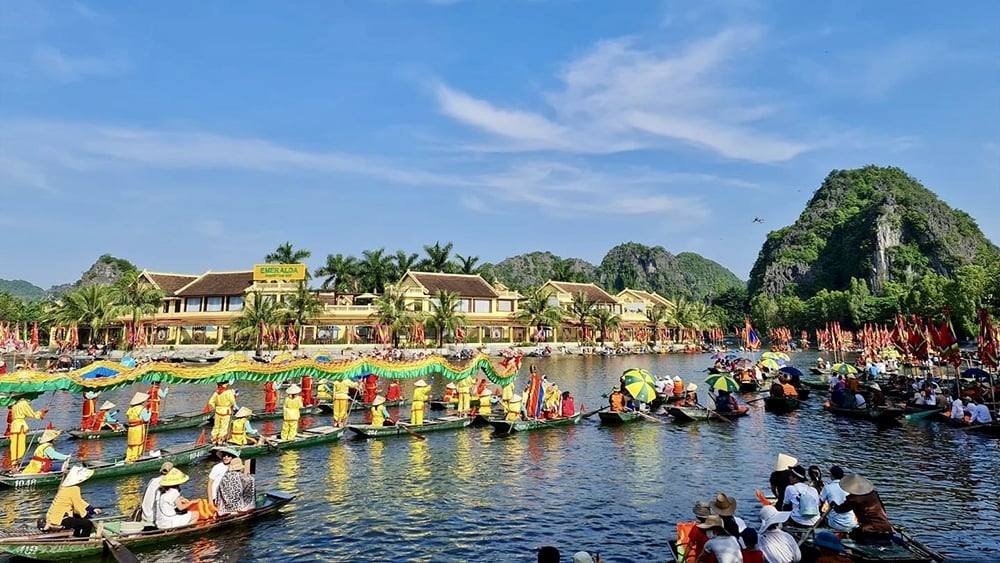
[427,290,466,348]
[393,250,420,279]
[358,248,395,293]
[420,241,455,273]
[513,287,565,341]
[47,284,118,346]
[645,305,667,347]
[283,281,325,349]
[590,307,622,347]
[455,254,481,275]
[110,271,165,351]
[314,253,358,294]
[265,242,311,265]
[230,291,285,356]
[568,291,596,343]
[373,284,415,348]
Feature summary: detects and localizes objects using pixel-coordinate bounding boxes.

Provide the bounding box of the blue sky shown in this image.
[1,0,997,288]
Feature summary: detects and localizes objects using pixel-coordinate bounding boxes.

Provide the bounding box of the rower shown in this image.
[281,384,304,441]
[206,381,237,444]
[386,379,403,402]
[228,407,259,445]
[504,393,524,421]
[43,466,102,537]
[96,401,120,431]
[125,392,151,462]
[831,474,895,545]
[147,381,168,425]
[456,376,475,415]
[22,429,68,475]
[609,387,627,413]
[479,388,495,416]
[370,395,392,427]
[7,396,48,462]
[560,391,575,417]
[410,379,430,426]
[80,390,100,431]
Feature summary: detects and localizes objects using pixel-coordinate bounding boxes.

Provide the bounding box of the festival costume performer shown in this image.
[125,392,151,462]
[301,375,314,407]
[147,382,168,425]
[332,378,359,426]
[478,388,494,416]
[44,466,102,537]
[505,394,524,421]
[370,396,392,427]
[501,381,515,413]
[281,385,304,441]
[206,381,237,444]
[8,396,48,462]
[410,380,430,425]
[264,381,278,414]
[363,373,379,404]
[97,401,120,430]
[386,380,402,401]
[442,383,457,404]
[456,376,474,415]
[80,391,100,431]
[228,407,259,445]
[22,429,68,475]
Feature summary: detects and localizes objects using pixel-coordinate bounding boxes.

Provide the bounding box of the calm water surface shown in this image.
[1,351,996,562]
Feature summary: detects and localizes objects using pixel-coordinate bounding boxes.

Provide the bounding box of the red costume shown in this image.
[81,393,98,430]
[386,380,402,402]
[301,376,314,407]
[148,383,163,425]
[264,382,278,413]
[363,374,379,404]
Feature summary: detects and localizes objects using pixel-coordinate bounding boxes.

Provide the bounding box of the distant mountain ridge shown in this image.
[0,279,44,301]
[1,254,137,302]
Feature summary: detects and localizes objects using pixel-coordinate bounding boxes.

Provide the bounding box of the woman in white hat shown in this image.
[154,468,201,529]
[369,395,393,427]
[228,407,259,446]
[410,380,430,425]
[22,429,69,475]
[683,383,700,407]
[757,505,800,563]
[281,384,304,441]
[44,466,101,536]
[125,392,151,462]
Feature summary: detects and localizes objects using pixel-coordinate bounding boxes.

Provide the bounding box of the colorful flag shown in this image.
[744,318,761,351]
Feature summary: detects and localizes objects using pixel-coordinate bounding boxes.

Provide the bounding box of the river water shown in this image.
[0,351,995,562]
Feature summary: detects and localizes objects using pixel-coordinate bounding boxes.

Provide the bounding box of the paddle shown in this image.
[581,405,611,419]
[98,523,141,563]
[696,402,733,424]
[635,410,668,424]
[795,507,829,548]
[390,419,426,441]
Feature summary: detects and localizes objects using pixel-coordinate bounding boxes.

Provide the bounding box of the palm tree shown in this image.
[513,287,565,342]
[230,291,285,356]
[314,253,358,293]
[47,284,118,345]
[283,281,325,349]
[358,248,395,293]
[420,241,455,273]
[373,284,415,348]
[590,307,622,347]
[110,271,165,351]
[393,250,420,279]
[568,291,596,343]
[455,254,481,275]
[265,242,311,280]
[645,305,667,347]
[551,258,587,283]
[427,290,466,348]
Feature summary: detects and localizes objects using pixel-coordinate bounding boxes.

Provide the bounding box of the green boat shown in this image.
[0,442,214,489]
[0,491,294,561]
[247,405,321,421]
[348,415,473,438]
[764,397,801,414]
[667,406,750,422]
[228,425,346,457]
[0,429,43,448]
[316,399,407,413]
[488,412,584,433]
[597,410,644,424]
[800,377,830,390]
[68,411,211,440]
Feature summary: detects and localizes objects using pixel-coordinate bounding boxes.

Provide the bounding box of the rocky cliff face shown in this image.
[42,254,137,300]
[487,251,597,290]
[748,166,998,298]
[597,243,744,300]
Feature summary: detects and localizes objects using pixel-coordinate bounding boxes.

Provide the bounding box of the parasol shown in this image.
[757,358,785,371]
[622,368,657,403]
[704,374,740,393]
[778,366,804,378]
[761,351,791,362]
[831,362,858,375]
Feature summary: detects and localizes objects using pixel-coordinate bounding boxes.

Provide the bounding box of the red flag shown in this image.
[287,324,298,347]
[30,322,39,351]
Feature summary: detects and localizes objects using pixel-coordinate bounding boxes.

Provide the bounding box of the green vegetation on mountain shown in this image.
[484,252,596,291]
[596,243,744,301]
[0,280,44,301]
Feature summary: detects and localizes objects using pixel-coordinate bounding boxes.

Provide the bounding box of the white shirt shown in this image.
[208,462,228,503]
[785,482,821,526]
[154,488,194,529]
[820,480,858,532]
[759,528,801,563]
[855,394,867,408]
[140,476,163,523]
[971,404,993,424]
[950,400,966,420]
[703,535,743,563]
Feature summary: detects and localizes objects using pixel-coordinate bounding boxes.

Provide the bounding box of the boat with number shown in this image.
[0,442,213,489]
[348,415,473,438]
[942,418,1000,436]
[68,410,211,440]
[667,406,749,422]
[0,491,295,561]
[764,397,801,414]
[597,410,644,424]
[824,404,905,423]
[488,412,584,433]
[316,399,407,414]
[229,425,347,457]
[247,406,321,421]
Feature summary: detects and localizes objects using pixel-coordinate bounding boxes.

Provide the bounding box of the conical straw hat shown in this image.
[774,453,798,472]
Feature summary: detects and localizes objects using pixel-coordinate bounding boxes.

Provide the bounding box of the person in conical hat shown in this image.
[281,383,305,441]
[443,382,458,403]
[478,387,495,415]
[286,384,302,395]
[44,465,101,536]
[100,400,116,411]
[8,396,48,462]
[125,391,152,462]
[410,378,431,426]
[505,393,524,421]
[206,379,237,445]
[95,401,121,431]
[22,429,69,475]
[683,383,700,406]
[155,468,204,529]
[370,395,393,427]
[832,474,894,544]
[228,407,259,446]
[770,453,798,507]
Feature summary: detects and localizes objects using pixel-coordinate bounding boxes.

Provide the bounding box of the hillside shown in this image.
[0,279,44,301]
[748,166,999,298]
[597,243,744,300]
[483,251,597,291]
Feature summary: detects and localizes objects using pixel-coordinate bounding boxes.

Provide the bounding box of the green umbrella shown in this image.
[704,374,740,393]
[622,368,657,403]
[761,351,790,362]
[757,358,784,371]
[832,362,858,375]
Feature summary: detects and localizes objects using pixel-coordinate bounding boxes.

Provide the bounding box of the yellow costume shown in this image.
[228,412,257,446]
[543,384,560,415]
[410,381,430,426]
[207,385,237,443]
[281,391,304,441]
[505,394,523,421]
[125,403,150,462]
[456,377,474,414]
[501,383,514,413]
[8,398,45,462]
[331,379,358,425]
[45,485,90,528]
[371,405,390,427]
[478,391,493,415]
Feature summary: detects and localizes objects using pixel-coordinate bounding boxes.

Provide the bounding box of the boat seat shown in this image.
[304,426,336,434]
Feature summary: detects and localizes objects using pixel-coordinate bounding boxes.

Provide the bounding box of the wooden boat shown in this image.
[68,410,211,440]
[824,404,905,423]
[943,418,1000,436]
[248,406,320,421]
[667,406,749,422]
[489,413,584,433]
[229,425,346,457]
[0,491,294,561]
[348,415,473,438]
[902,407,945,421]
[793,387,812,400]
[809,367,831,376]
[0,442,213,489]
[0,429,43,448]
[428,398,482,411]
[471,414,505,427]
[597,410,644,424]
[801,377,830,390]
[738,381,759,393]
[764,397,801,414]
[316,399,406,413]
[795,527,944,563]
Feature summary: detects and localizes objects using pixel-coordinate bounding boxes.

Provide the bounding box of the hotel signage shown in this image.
[253,264,307,281]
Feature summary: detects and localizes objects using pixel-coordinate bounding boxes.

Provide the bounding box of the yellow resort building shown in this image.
[67,268,692,350]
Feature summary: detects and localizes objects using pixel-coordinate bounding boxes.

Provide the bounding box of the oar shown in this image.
[795,507,829,548]
[695,403,733,424]
[745,395,768,404]
[581,405,611,419]
[390,420,426,441]
[99,524,141,563]
[635,410,668,424]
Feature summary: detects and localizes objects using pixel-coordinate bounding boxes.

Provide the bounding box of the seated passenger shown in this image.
[215,458,256,515]
[154,469,203,529]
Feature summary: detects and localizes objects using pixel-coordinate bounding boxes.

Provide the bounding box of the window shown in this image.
[626,303,645,313]
[456,299,470,313]
[205,297,224,312]
[473,299,491,313]
[184,298,202,312]
[162,302,171,314]
[497,300,513,312]
[228,296,244,312]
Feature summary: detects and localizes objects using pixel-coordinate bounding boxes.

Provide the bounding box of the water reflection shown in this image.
[324,444,350,508]
[276,449,300,491]
[114,474,142,516]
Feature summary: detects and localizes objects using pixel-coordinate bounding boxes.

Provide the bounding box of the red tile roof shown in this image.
[142,272,199,296]
[175,271,254,297]
[548,281,618,304]
[405,272,499,298]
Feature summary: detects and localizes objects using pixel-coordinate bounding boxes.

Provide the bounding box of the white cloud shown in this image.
[32,45,128,82]
[195,220,225,238]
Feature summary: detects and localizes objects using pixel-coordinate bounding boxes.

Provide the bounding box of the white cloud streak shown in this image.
[32,45,128,82]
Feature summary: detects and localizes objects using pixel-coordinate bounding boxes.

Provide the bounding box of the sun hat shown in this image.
[286,384,302,395]
[710,493,737,516]
[372,395,386,406]
[130,392,150,406]
[39,429,61,443]
[789,464,808,480]
[62,466,95,487]
[159,468,189,487]
[758,505,791,532]
[214,446,240,459]
[480,388,494,398]
[686,383,698,391]
[814,531,845,551]
[99,401,115,410]
[673,376,682,382]
[696,514,726,530]
[446,382,457,389]
[159,462,174,474]
[228,458,245,471]
[774,453,798,472]
[234,407,252,418]
[414,379,428,387]
[839,474,875,495]
[573,552,595,563]
[870,383,881,391]
[692,501,712,519]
